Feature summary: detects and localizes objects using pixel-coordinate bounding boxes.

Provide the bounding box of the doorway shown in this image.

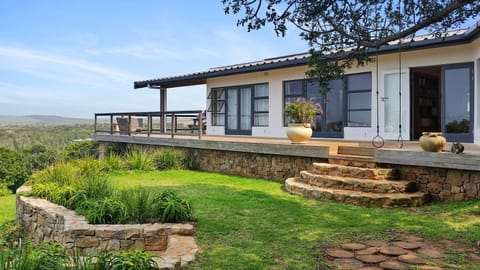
[225,86,252,135]
[411,64,474,142]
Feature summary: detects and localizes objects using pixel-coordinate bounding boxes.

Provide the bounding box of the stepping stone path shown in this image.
[323,233,480,269]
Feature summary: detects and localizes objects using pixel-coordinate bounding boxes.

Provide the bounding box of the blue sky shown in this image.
[0,1,308,118]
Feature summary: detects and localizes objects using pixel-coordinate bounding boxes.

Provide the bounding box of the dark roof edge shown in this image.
[135,25,480,89]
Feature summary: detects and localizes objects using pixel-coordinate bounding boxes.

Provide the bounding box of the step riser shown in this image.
[313,163,399,181]
[286,178,425,208]
[300,172,417,194]
[328,158,377,168]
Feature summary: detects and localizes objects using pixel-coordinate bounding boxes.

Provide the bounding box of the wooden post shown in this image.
[94,114,98,134]
[160,87,167,133]
[170,112,175,138]
[198,111,203,140]
[110,115,113,135]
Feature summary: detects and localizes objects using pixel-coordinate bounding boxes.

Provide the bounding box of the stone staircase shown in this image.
[285,147,426,207]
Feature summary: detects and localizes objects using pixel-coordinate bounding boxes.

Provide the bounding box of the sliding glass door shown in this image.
[226,87,252,135]
[442,64,474,142]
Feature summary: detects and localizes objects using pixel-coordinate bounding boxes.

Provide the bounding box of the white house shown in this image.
[134,22,480,145]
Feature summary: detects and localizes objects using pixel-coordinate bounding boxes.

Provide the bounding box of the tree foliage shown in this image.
[0,147,29,193]
[223,0,480,91]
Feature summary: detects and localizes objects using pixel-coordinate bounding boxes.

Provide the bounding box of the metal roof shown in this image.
[134,23,480,89]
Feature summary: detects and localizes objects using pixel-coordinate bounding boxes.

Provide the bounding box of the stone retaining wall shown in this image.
[16,196,197,263]
[384,165,480,202]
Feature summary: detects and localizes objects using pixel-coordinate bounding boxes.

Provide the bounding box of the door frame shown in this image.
[225,85,253,135]
[441,62,474,143]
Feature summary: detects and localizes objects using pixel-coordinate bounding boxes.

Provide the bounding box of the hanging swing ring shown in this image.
[396,134,404,149]
[372,134,385,148]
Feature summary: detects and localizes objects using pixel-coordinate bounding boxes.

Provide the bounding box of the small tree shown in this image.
[0,147,29,193]
[61,140,99,161]
[22,144,57,174]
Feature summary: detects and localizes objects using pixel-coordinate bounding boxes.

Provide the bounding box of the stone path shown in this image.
[324,233,480,269]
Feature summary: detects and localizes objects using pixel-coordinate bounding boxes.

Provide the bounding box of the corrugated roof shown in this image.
[134,23,479,89]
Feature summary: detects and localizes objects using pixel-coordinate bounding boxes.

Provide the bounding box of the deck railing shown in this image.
[94,110,204,139]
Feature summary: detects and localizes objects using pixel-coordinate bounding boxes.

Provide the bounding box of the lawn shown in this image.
[3,170,480,269]
[0,194,16,225]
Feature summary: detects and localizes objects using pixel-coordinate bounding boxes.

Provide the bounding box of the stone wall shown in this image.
[186,148,326,181]
[384,165,480,202]
[16,196,197,264]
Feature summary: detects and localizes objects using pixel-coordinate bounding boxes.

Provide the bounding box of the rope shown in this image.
[372,50,384,148]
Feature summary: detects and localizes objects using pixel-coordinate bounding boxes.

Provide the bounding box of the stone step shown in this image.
[285,178,425,208]
[300,171,417,193]
[328,155,377,168]
[312,162,399,181]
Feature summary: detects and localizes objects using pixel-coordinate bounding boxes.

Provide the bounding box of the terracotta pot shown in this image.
[419,132,446,152]
[286,123,313,144]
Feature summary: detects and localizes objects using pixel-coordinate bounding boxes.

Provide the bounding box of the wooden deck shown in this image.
[93,133,480,172]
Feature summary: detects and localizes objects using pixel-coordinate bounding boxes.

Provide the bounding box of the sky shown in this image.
[0,1,309,118]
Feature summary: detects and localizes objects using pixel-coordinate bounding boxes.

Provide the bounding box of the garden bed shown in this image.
[16,195,198,269]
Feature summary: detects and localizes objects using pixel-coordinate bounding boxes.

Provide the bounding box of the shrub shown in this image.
[0,221,20,248]
[61,140,99,161]
[73,157,109,177]
[0,183,10,196]
[105,142,129,157]
[31,183,76,206]
[29,161,78,186]
[0,147,29,193]
[104,153,124,171]
[80,197,127,224]
[21,144,57,174]
[98,250,158,270]
[124,150,154,171]
[152,148,188,170]
[116,187,160,224]
[159,190,194,223]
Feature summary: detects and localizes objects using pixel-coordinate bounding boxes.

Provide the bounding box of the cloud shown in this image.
[85,44,183,60]
[0,46,140,87]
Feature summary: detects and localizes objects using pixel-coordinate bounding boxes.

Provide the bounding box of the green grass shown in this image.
[109,170,480,269]
[0,194,16,224]
[3,170,480,269]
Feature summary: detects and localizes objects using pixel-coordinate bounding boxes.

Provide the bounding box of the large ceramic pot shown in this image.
[286,123,313,144]
[419,132,446,152]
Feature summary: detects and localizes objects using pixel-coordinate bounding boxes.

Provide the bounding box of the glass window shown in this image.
[346,73,372,127]
[208,88,225,126]
[253,83,269,127]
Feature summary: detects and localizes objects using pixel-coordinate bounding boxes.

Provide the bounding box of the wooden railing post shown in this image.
[94,114,98,134]
[170,113,175,138]
[110,115,113,135]
[198,111,203,140]
[148,113,152,137]
[128,115,132,136]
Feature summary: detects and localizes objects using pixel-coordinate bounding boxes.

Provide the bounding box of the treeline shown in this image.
[0,124,93,152]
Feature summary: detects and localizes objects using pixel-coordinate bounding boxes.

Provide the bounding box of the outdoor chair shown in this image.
[116,117,143,135]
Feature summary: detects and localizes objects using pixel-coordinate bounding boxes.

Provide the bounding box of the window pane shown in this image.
[306,81,322,103]
[254,99,268,112]
[326,80,344,132]
[227,88,238,130]
[445,67,471,133]
[254,84,268,97]
[284,80,303,96]
[213,114,224,126]
[240,87,251,130]
[347,73,372,91]
[348,92,371,110]
[348,111,371,127]
[254,113,268,126]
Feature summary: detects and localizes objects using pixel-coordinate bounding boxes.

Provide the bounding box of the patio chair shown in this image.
[116,117,143,135]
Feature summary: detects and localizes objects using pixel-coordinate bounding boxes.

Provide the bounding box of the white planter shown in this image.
[286,123,313,144]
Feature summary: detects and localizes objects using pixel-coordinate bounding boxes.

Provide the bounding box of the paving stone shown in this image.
[341,242,367,251]
[398,253,426,264]
[355,254,388,264]
[325,248,355,258]
[392,241,422,250]
[356,247,380,255]
[418,265,445,270]
[379,259,411,270]
[379,246,408,256]
[417,247,445,259]
[358,267,383,270]
[402,235,424,243]
[365,240,388,247]
[333,258,364,269]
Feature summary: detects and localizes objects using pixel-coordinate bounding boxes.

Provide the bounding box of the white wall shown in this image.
[205,42,479,144]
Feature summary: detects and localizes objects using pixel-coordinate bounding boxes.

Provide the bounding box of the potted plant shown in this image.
[284,97,323,143]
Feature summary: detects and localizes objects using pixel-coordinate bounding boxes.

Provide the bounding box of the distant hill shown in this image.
[0,115,92,125]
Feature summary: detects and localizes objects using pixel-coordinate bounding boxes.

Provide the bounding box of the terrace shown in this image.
[93,111,480,172]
